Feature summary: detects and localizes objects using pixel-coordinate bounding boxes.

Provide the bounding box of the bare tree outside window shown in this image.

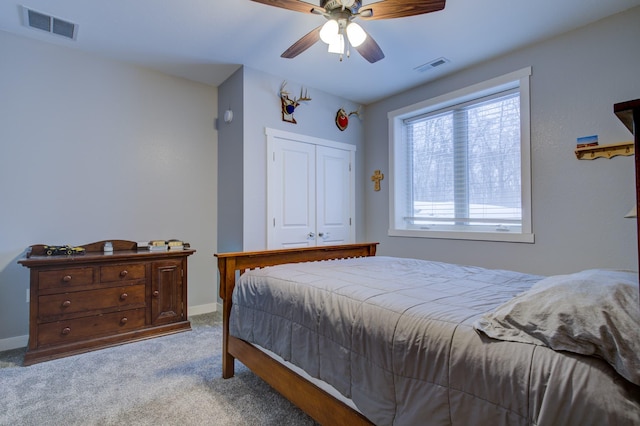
[407,92,521,228]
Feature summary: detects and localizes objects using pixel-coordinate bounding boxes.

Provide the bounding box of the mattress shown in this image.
[230,256,640,425]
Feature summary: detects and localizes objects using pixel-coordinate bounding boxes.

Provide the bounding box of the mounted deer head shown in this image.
[280,81,312,124]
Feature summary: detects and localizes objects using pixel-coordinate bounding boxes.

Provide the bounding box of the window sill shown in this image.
[388,229,535,243]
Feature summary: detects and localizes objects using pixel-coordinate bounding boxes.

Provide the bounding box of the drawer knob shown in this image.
[120,317,128,325]
[61,327,71,335]
[120,293,128,300]
[119,270,128,278]
[61,300,71,308]
[153,290,159,298]
[62,275,72,283]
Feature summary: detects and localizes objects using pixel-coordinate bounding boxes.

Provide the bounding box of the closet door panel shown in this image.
[268,139,316,249]
[316,146,352,246]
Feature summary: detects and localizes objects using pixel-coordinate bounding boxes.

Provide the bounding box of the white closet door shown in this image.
[268,138,316,249]
[267,129,355,249]
[316,145,352,246]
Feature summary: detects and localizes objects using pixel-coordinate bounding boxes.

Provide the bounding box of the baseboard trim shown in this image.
[188,302,217,316]
[0,334,28,352]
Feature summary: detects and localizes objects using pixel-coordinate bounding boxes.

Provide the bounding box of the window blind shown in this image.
[403,89,521,232]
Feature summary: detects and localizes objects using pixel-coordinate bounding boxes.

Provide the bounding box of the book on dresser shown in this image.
[18,239,195,365]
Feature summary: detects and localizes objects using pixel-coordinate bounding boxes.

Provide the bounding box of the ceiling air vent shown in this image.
[22,7,78,40]
[414,57,450,73]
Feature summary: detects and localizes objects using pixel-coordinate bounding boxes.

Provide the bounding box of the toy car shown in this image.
[44,245,85,256]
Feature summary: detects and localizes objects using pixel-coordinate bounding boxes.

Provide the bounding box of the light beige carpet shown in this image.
[0,312,317,425]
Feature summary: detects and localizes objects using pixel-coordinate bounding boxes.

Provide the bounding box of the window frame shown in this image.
[388,67,534,243]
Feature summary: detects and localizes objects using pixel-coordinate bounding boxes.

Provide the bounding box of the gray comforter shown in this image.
[230,256,640,425]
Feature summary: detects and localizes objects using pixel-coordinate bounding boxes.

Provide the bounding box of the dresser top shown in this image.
[19,239,195,267]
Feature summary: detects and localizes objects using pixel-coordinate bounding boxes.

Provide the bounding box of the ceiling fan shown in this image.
[250,0,446,63]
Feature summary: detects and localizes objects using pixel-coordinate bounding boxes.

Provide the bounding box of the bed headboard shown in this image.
[215,242,378,300]
[214,242,378,379]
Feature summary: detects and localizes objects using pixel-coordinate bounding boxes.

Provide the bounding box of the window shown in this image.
[388,68,533,243]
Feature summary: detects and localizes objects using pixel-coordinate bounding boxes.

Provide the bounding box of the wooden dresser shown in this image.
[18,240,195,365]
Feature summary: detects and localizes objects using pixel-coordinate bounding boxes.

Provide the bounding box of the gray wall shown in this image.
[364,7,640,275]
[0,31,219,346]
[217,67,244,254]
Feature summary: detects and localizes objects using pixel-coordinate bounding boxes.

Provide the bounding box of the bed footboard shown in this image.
[214,242,378,424]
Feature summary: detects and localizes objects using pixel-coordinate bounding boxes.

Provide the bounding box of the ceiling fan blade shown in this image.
[249,0,320,14]
[354,31,385,63]
[360,0,446,20]
[281,25,322,58]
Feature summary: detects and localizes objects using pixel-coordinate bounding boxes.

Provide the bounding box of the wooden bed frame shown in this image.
[214,99,640,425]
[215,242,378,425]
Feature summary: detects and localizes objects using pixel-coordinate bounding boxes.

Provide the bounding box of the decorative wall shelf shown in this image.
[574,141,634,160]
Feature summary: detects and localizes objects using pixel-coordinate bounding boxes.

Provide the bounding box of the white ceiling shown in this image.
[2,0,639,104]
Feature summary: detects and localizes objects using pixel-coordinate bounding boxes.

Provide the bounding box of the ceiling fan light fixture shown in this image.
[319,19,339,44]
[262,0,447,63]
[328,33,345,54]
[346,22,366,47]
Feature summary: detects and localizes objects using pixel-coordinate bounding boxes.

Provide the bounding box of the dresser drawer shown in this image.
[38,267,95,291]
[37,308,146,347]
[38,285,146,320]
[100,263,146,283]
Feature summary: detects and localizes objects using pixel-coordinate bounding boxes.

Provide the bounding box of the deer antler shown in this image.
[280,81,311,103]
[348,105,362,119]
[279,81,290,99]
[296,87,312,103]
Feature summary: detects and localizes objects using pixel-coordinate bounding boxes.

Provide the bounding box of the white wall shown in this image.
[0,31,218,347]
[364,7,640,275]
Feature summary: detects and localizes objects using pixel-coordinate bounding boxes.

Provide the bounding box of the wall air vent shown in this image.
[22,7,78,40]
[414,57,450,73]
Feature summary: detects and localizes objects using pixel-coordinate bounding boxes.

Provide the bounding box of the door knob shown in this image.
[318,232,330,239]
[307,232,315,239]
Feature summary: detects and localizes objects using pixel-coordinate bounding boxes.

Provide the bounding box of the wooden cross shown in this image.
[371,170,384,191]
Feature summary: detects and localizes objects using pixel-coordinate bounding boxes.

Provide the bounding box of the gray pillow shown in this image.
[474,269,640,385]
